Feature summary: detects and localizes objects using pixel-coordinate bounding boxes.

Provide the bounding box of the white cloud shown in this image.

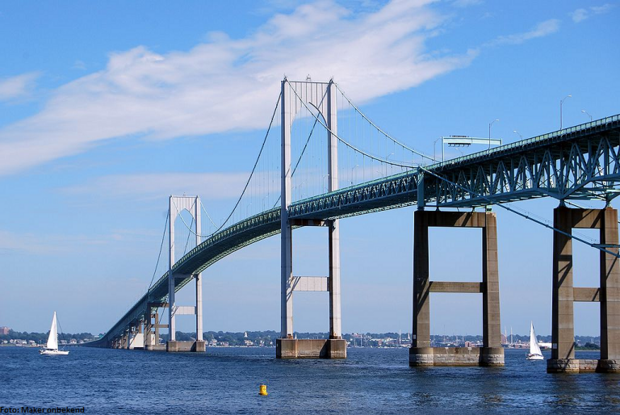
[73,60,87,70]
[0,0,474,177]
[0,72,39,101]
[0,229,118,255]
[485,19,560,47]
[452,0,483,7]
[571,3,615,23]
[61,172,255,201]
[571,8,589,23]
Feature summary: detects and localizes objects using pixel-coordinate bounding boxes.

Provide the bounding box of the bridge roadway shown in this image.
[91,114,620,346]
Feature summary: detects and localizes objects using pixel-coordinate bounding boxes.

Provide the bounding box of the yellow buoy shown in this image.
[259,384,268,396]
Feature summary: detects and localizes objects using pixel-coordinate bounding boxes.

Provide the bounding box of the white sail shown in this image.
[46,312,59,351]
[529,321,542,357]
[40,311,68,356]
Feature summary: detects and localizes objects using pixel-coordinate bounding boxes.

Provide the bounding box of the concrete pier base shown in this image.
[166,340,206,353]
[276,338,346,359]
[547,358,620,373]
[145,344,166,351]
[409,347,504,367]
[596,359,620,373]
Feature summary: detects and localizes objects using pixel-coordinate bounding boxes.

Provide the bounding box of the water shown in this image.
[1,347,619,414]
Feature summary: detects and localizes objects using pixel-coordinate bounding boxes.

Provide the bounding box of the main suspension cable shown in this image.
[211,92,282,233]
[334,83,437,163]
[147,211,169,291]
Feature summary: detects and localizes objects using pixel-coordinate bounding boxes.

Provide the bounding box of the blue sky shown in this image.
[1,0,618,337]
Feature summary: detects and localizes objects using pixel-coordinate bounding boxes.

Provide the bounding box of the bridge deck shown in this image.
[89,114,620,346]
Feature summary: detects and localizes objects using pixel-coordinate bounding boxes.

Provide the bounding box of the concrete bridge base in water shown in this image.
[276,338,347,359]
[547,206,620,373]
[409,209,504,367]
[166,340,206,353]
[409,347,504,366]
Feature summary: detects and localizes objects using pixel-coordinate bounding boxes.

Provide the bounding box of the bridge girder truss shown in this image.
[429,130,620,207]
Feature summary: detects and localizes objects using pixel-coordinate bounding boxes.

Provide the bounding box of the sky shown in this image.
[1,0,619,337]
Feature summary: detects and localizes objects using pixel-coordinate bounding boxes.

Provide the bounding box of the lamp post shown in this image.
[488,119,499,149]
[513,130,523,139]
[581,109,593,122]
[560,94,572,130]
[433,137,441,162]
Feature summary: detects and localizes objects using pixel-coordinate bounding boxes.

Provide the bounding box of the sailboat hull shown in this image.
[527,353,544,361]
[40,349,69,356]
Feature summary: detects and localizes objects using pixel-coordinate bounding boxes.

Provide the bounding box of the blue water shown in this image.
[1,347,618,414]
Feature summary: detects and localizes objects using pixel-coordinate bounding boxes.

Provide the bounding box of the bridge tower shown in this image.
[276,79,347,359]
[166,195,205,353]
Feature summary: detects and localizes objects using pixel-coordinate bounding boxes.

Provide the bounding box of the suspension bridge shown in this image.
[87,79,620,373]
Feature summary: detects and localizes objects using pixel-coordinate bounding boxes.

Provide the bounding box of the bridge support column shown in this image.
[409,209,504,367]
[129,321,145,350]
[122,330,128,350]
[127,327,133,350]
[144,305,168,351]
[548,206,620,373]
[144,312,153,350]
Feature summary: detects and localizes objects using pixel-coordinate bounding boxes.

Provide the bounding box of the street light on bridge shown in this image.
[581,109,593,122]
[513,130,523,140]
[560,94,572,129]
[433,137,441,162]
[488,119,499,149]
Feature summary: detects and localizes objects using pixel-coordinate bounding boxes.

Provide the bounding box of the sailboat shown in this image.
[526,321,544,361]
[40,312,69,356]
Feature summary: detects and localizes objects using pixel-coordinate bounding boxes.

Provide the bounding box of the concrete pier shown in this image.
[276,338,347,359]
[129,322,144,350]
[144,305,168,351]
[409,347,504,366]
[548,206,620,373]
[166,340,206,352]
[410,210,504,367]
